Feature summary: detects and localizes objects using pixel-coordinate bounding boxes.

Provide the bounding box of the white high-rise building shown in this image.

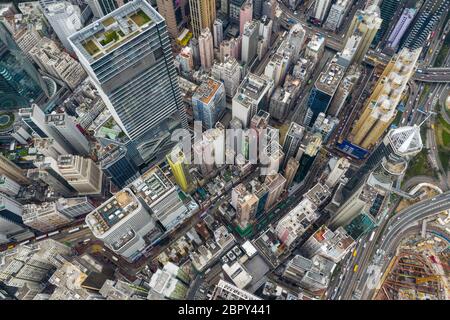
[213,18,223,48]
[232,73,274,127]
[324,157,350,189]
[18,104,51,139]
[324,0,351,31]
[85,188,161,261]
[241,20,259,64]
[44,1,82,52]
[46,113,90,156]
[313,0,332,23]
[199,27,214,70]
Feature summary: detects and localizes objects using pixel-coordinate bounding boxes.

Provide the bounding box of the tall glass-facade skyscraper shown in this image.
[0,23,49,110]
[69,0,188,165]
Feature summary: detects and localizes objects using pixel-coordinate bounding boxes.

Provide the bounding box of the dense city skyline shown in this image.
[0,0,449,302]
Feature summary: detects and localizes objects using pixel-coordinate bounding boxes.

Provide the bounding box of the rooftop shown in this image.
[69,0,161,62]
[315,57,345,96]
[193,78,223,105]
[130,166,175,207]
[85,188,140,236]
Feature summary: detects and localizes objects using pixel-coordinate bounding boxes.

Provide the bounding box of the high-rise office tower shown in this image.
[241,20,259,64]
[198,28,214,70]
[30,156,76,194]
[0,155,30,185]
[44,1,83,52]
[69,1,188,165]
[192,78,226,129]
[344,5,382,64]
[301,225,355,263]
[57,155,103,195]
[189,0,216,38]
[46,113,90,156]
[372,0,401,46]
[305,55,345,127]
[167,145,193,192]
[85,188,161,261]
[86,0,128,18]
[348,47,421,150]
[385,8,416,50]
[100,145,140,189]
[324,157,350,189]
[213,19,223,48]
[0,23,49,106]
[313,0,332,23]
[155,0,189,39]
[344,125,423,197]
[282,122,304,169]
[239,0,253,35]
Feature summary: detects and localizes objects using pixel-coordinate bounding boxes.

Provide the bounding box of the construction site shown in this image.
[374,228,450,300]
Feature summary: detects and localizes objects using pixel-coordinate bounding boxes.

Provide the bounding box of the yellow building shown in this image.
[348,47,422,150]
[167,145,192,192]
[189,0,216,38]
[344,5,382,64]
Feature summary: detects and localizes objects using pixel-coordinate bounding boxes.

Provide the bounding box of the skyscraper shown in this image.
[0,155,30,185]
[69,0,188,165]
[46,113,90,156]
[348,47,421,150]
[344,125,423,197]
[167,145,193,192]
[0,194,26,241]
[86,0,129,18]
[57,155,103,195]
[282,122,304,168]
[189,0,216,38]
[344,5,382,64]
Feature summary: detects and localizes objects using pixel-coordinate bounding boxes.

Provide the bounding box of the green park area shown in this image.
[435,111,450,172]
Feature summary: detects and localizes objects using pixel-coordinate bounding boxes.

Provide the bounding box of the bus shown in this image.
[369,230,376,242]
[353,249,357,257]
[353,264,359,272]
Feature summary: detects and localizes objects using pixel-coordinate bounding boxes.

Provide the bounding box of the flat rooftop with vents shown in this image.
[85,188,139,237]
